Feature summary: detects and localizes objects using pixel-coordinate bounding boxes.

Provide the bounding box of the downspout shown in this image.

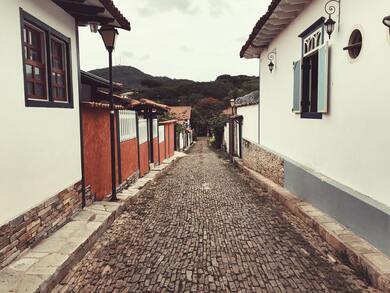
[149,111,154,164]
[174,124,177,151]
[239,119,243,159]
[157,122,160,164]
[258,99,260,145]
[146,111,150,172]
[75,24,86,208]
[135,112,141,177]
[115,110,122,185]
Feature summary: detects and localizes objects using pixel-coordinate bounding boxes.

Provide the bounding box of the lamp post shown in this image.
[99,26,119,201]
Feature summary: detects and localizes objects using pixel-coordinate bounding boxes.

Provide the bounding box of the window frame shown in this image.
[20,9,73,109]
[297,18,326,120]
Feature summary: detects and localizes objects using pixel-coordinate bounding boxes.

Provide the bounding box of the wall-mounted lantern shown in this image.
[383,16,390,29]
[267,49,276,73]
[324,0,341,39]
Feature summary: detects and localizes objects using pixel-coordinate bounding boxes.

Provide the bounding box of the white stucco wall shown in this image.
[0,0,81,225]
[237,104,259,144]
[258,0,390,207]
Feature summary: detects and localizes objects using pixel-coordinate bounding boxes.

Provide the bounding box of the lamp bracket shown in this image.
[267,48,276,63]
[325,0,341,32]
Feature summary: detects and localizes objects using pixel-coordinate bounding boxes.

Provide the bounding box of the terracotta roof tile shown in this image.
[169,106,192,121]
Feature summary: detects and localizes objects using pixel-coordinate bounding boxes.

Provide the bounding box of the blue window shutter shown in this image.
[293,60,302,113]
[317,43,329,113]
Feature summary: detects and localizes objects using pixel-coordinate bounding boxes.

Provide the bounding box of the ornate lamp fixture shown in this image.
[267,49,276,73]
[324,0,341,39]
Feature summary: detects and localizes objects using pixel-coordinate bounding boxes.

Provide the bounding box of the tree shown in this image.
[209,113,228,149]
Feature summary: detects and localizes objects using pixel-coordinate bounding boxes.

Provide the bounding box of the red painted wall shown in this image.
[120,138,138,182]
[153,137,159,164]
[159,141,165,163]
[164,126,169,159]
[163,123,175,158]
[82,106,120,200]
[168,124,175,157]
[139,142,149,177]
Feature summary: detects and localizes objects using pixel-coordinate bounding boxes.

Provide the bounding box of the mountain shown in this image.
[90,65,193,91]
[89,65,259,108]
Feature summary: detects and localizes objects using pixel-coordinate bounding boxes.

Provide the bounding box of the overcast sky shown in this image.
[79,0,269,82]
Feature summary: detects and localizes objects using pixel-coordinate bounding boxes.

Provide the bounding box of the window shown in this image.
[23,24,47,100]
[293,18,329,119]
[344,29,362,59]
[51,38,68,102]
[21,10,73,108]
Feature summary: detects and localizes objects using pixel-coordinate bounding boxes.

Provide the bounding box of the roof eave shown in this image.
[240,0,312,59]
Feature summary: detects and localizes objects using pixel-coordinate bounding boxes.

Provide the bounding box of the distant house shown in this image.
[0,0,130,269]
[169,106,193,149]
[240,0,390,255]
[224,91,259,157]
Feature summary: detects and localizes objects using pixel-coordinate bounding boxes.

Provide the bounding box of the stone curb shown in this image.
[0,153,185,293]
[234,158,390,292]
[42,154,185,292]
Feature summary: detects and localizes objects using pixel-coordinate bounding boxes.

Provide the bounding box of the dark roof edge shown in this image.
[240,0,282,58]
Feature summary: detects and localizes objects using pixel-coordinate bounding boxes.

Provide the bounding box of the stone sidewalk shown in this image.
[0,152,187,293]
[54,140,377,292]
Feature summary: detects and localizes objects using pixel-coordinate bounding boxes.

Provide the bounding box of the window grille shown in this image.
[119,110,136,142]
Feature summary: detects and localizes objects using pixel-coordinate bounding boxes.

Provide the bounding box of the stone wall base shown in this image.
[0,181,91,270]
[242,139,284,186]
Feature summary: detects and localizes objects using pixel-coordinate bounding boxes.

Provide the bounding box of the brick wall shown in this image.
[242,139,285,186]
[0,181,91,270]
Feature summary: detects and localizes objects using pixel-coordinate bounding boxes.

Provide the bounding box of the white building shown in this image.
[241,0,390,256]
[0,0,130,269]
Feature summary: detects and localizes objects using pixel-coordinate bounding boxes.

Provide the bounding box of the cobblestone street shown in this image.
[55,139,375,292]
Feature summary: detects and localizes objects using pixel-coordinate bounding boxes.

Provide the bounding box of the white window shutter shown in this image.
[317,43,329,113]
[292,60,302,113]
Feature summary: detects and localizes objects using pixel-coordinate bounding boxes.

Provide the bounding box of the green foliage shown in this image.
[90,65,259,136]
[209,113,228,149]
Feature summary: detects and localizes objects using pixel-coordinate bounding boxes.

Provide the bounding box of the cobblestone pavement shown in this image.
[55,139,376,293]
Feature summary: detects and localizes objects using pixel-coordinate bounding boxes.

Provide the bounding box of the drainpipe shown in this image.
[149,111,154,164]
[135,112,141,177]
[75,25,86,207]
[239,119,243,159]
[115,110,122,185]
[157,122,161,164]
[258,99,260,145]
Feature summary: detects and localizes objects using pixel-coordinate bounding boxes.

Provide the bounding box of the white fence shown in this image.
[138,118,148,144]
[119,110,137,142]
[153,119,158,138]
[159,125,165,143]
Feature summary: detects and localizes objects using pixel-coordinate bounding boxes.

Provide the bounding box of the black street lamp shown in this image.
[99,26,119,201]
